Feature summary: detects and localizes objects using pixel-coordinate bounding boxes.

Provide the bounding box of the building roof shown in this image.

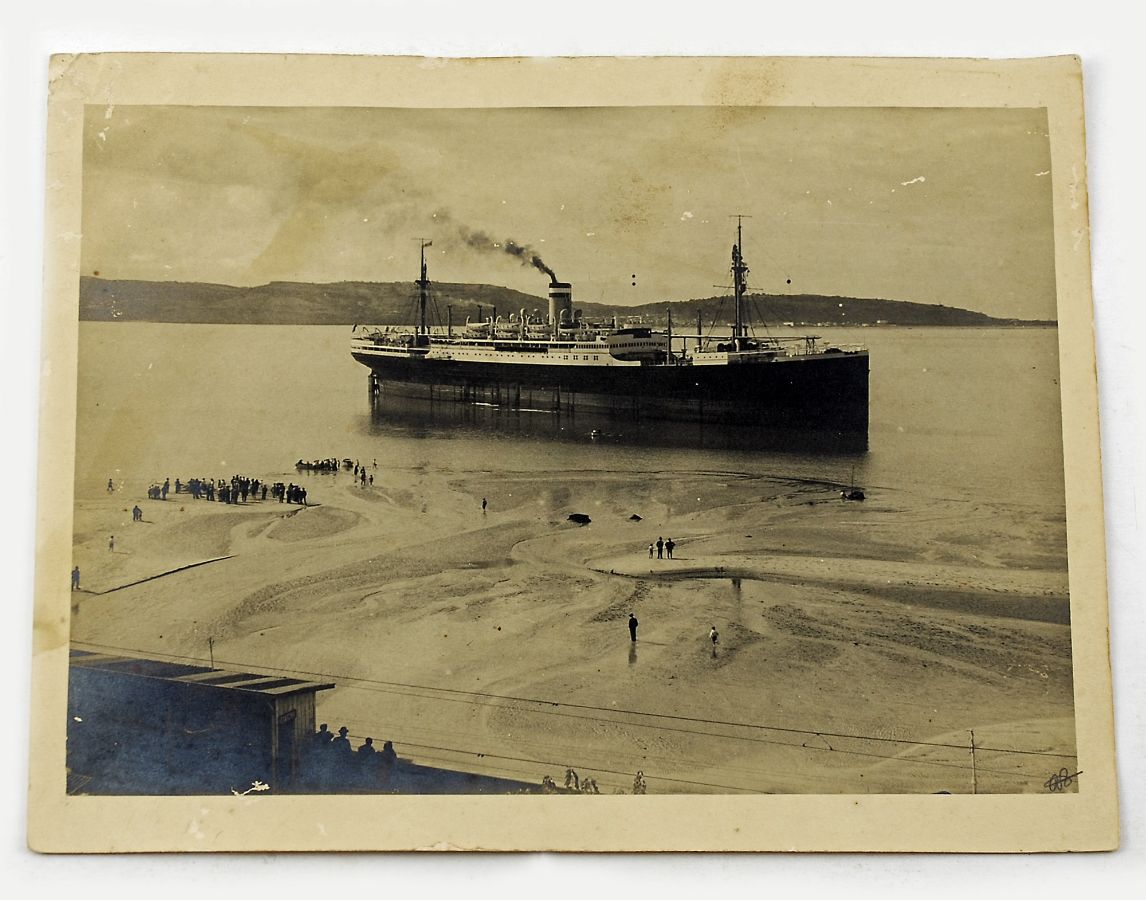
[70,649,336,698]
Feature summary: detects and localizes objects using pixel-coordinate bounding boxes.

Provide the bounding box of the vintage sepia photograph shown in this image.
[26,53,1118,853]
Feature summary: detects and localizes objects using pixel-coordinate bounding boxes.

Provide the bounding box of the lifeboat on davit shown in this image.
[606,327,670,361]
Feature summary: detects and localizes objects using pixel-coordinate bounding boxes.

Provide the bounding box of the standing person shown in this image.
[482,497,488,513]
[332,726,352,754]
[161,478,170,500]
[628,612,638,643]
[648,543,654,559]
[665,538,675,559]
[71,566,80,591]
[709,625,719,649]
[132,504,142,522]
[108,535,115,552]
[656,537,664,559]
[106,478,114,493]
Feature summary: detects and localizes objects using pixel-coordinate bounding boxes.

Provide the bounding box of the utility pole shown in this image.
[208,636,215,669]
[969,729,978,795]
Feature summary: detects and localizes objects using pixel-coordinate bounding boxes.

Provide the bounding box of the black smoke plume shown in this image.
[441,214,558,284]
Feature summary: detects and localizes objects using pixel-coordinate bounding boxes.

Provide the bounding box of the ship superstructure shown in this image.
[351,223,869,438]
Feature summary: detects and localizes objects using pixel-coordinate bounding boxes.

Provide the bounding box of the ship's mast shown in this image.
[730,214,751,341]
[416,238,432,338]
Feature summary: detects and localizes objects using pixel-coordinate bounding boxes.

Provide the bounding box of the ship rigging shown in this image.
[350,220,869,439]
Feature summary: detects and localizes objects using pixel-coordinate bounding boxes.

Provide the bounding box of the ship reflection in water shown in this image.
[365,391,869,457]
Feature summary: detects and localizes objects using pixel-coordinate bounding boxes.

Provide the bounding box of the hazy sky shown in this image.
[81,105,1056,318]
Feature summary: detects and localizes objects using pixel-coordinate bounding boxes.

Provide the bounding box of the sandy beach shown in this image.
[69,462,1074,794]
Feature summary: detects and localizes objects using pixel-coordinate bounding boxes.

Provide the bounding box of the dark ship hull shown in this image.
[351,225,869,445]
[352,346,869,436]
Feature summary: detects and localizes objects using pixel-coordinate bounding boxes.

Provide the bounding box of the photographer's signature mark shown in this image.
[1044,768,1082,792]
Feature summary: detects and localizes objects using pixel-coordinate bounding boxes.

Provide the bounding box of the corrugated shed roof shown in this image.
[70,649,335,697]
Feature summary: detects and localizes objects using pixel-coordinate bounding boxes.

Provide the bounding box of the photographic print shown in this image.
[28,54,1117,852]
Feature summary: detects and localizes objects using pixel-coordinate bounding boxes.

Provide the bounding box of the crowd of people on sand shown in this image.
[303,724,398,788]
[134,474,311,505]
[350,460,376,487]
[647,536,676,559]
[272,482,309,504]
[84,470,312,581]
[119,455,380,518]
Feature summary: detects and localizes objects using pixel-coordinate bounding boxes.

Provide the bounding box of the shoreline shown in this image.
[69,462,1075,794]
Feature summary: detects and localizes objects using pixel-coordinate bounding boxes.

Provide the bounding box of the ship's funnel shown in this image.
[548,282,573,327]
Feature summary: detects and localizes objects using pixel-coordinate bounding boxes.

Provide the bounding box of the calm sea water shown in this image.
[74,324,1066,510]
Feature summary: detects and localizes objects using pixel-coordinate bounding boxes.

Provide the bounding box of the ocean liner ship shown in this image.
[351,221,869,438]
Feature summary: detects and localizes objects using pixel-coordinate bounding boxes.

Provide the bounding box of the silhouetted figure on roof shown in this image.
[331,726,352,754]
[379,740,397,766]
[314,723,333,747]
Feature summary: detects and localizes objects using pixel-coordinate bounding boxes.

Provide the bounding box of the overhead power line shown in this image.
[71,640,1078,763]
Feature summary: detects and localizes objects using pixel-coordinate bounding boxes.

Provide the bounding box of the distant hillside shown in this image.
[616,293,1054,328]
[79,277,545,326]
[78,277,1054,327]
